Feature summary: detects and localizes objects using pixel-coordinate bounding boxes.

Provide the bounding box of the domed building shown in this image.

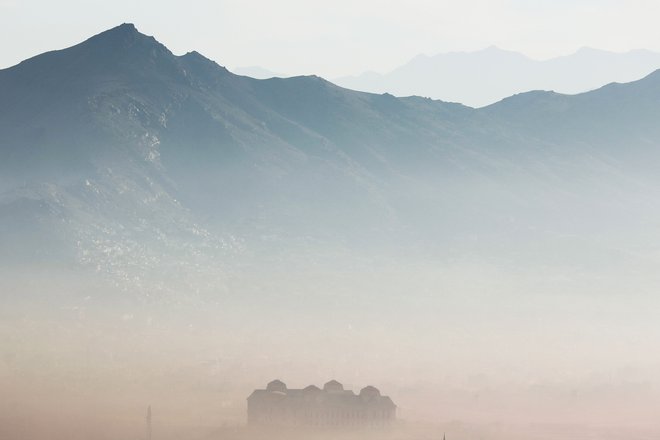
[247,380,396,427]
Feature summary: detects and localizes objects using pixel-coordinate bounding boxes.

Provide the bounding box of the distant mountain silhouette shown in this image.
[335,46,660,107]
[3,24,660,299]
[231,65,288,79]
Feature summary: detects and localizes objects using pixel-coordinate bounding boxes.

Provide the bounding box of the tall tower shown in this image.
[146,405,152,440]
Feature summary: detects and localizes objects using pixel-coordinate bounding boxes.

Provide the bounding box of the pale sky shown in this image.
[2,0,660,77]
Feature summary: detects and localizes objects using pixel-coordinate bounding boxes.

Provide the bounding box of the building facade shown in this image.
[247,380,396,427]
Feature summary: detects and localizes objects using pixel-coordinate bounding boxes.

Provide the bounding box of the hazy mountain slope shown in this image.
[0,24,480,242]
[483,70,660,174]
[0,24,241,294]
[335,46,660,107]
[0,25,474,293]
[3,24,660,299]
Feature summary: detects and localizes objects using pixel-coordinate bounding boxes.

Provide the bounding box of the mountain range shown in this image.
[3,23,660,301]
[335,46,660,107]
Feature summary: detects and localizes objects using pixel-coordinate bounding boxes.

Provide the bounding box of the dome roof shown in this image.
[266,379,287,392]
[323,380,344,392]
[359,385,381,398]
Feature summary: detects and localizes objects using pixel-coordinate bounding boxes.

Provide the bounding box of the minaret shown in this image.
[146,405,152,440]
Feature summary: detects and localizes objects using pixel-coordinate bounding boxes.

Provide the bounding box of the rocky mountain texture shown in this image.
[3,24,660,299]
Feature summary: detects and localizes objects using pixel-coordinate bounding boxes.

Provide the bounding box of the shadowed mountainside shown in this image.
[3,24,660,300]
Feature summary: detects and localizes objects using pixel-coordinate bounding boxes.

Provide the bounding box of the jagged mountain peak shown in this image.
[83,22,152,46]
[0,22,187,91]
[180,50,228,71]
[3,23,238,89]
[98,22,139,36]
[114,22,138,32]
[77,22,173,62]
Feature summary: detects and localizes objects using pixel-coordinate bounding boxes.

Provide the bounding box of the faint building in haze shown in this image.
[247,380,396,427]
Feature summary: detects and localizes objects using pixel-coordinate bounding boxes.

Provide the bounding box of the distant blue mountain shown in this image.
[335,46,660,107]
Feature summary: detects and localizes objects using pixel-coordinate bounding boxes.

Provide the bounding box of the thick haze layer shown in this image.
[2,23,660,440]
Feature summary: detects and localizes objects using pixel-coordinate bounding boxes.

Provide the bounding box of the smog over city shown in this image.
[2,2,660,440]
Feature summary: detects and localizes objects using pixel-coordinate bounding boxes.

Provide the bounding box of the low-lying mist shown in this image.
[2,251,660,440]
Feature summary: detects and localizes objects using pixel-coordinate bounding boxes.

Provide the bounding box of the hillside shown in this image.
[2,24,660,300]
